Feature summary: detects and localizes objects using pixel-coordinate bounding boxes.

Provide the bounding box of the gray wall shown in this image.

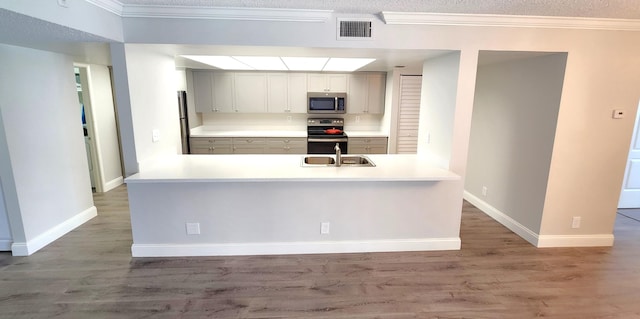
[0,44,95,253]
[465,52,567,233]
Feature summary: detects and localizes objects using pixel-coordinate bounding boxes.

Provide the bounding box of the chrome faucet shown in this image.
[334,143,342,167]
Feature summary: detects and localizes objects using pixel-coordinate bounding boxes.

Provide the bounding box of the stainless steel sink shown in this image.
[301,155,375,167]
[340,156,375,166]
[303,156,335,165]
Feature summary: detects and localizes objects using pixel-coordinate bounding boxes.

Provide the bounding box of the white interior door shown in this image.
[396,75,422,154]
[619,105,640,208]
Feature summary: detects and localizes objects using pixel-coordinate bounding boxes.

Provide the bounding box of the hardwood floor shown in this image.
[1,185,640,318]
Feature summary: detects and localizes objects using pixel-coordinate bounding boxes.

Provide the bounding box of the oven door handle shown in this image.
[308,138,348,143]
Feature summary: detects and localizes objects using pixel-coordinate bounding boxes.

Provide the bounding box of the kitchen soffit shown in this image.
[113,0,640,19]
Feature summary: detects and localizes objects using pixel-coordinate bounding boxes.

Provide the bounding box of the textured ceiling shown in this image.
[0,9,113,64]
[117,0,640,19]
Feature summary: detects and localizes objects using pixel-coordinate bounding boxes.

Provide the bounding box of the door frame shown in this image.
[75,64,104,193]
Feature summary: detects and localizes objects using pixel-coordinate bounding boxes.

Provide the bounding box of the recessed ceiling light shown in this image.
[181,55,252,70]
[323,58,376,71]
[232,56,288,71]
[281,57,329,71]
[182,55,376,72]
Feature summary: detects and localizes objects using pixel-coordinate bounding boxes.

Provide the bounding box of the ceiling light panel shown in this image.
[323,58,376,71]
[232,56,288,71]
[281,57,329,71]
[181,55,252,70]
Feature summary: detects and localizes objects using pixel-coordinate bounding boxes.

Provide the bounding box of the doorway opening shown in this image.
[75,66,101,193]
[618,102,640,209]
[73,64,124,193]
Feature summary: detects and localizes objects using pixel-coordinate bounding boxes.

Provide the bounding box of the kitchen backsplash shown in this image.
[199,113,384,131]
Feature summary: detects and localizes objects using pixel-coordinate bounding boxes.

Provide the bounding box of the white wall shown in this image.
[118,15,640,245]
[0,182,12,250]
[418,52,461,169]
[466,53,567,235]
[85,64,123,191]
[0,44,96,255]
[109,43,138,176]
[124,44,182,168]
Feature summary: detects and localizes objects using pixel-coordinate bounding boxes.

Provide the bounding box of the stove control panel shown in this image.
[307,118,344,126]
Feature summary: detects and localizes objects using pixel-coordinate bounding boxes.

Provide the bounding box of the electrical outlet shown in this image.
[482,186,488,197]
[152,129,160,142]
[320,222,330,234]
[286,116,292,123]
[186,222,201,235]
[572,216,581,229]
[355,116,360,123]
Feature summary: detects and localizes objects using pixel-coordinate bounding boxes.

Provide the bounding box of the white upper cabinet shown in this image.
[191,71,384,114]
[347,73,386,114]
[212,72,235,113]
[267,73,307,113]
[193,71,214,113]
[234,73,267,113]
[267,73,288,113]
[347,74,368,114]
[367,73,386,114]
[307,73,347,92]
[288,73,308,113]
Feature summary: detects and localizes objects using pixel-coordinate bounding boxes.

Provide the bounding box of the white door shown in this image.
[396,75,422,154]
[619,105,640,208]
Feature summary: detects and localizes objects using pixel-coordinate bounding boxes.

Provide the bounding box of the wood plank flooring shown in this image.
[1,185,640,318]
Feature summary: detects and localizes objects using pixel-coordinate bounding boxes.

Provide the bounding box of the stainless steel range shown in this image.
[307,118,348,154]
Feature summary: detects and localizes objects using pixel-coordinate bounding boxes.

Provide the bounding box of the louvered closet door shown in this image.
[396,75,422,154]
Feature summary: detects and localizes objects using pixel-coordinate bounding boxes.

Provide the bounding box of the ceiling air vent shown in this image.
[338,19,372,39]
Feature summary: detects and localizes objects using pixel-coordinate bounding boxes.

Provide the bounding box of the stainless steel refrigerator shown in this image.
[177,91,190,154]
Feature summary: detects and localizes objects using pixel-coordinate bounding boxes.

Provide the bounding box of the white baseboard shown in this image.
[463,190,615,248]
[0,239,12,251]
[11,206,97,256]
[463,190,539,246]
[131,237,461,257]
[537,234,614,247]
[104,176,124,192]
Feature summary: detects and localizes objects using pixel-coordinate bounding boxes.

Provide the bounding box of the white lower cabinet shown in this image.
[232,137,267,154]
[265,137,307,154]
[190,137,306,154]
[189,137,233,154]
[348,137,388,154]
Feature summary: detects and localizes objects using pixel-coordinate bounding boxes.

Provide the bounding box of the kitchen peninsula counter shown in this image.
[125,154,463,257]
[125,154,459,183]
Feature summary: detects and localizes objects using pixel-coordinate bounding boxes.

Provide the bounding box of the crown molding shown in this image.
[121,5,332,22]
[86,0,124,16]
[381,12,640,31]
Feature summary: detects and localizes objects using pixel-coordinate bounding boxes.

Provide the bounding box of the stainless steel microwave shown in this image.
[308,92,346,114]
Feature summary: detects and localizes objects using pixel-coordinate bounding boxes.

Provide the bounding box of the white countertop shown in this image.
[125,154,459,183]
[345,131,389,138]
[190,127,388,138]
[190,127,307,138]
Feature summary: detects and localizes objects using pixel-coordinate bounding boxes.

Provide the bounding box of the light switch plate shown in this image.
[320,222,330,234]
[612,109,625,119]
